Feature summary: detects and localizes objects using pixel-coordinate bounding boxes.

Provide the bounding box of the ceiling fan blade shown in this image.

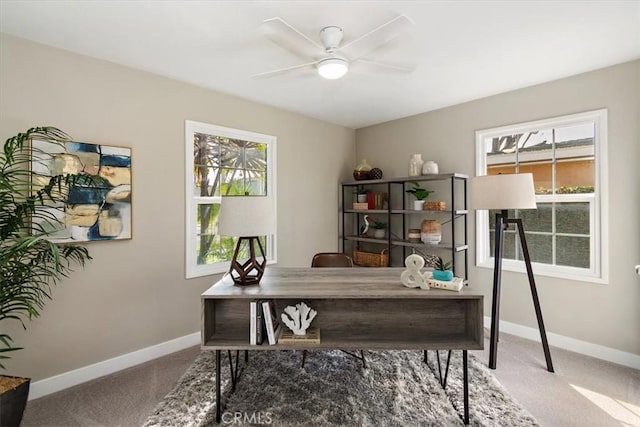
[339,15,413,60]
[353,58,416,73]
[261,17,324,60]
[251,60,318,78]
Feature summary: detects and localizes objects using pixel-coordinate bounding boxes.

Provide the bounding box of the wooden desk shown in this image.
[201,267,484,424]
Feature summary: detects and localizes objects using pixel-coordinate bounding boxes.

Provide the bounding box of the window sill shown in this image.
[476,259,608,285]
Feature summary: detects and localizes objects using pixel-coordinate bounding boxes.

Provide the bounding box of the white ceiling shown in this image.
[1,1,639,129]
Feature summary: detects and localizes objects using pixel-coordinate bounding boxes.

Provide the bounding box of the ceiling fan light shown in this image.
[317,57,348,79]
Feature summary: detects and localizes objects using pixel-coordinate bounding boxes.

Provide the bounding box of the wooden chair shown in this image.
[302,252,367,368]
[311,252,354,268]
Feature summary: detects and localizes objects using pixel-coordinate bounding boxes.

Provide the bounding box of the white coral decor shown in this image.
[281,302,317,335]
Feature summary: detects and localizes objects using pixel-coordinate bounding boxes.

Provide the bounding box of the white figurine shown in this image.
[359,215,370,236]
[401,253,430,289]
[281,302,317,335]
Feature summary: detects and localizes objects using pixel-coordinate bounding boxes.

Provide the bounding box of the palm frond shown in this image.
[1,126,92,369]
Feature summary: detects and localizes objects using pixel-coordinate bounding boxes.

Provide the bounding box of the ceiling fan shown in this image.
[253,15,415,80]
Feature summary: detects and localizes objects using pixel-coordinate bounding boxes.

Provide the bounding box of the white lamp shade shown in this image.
[470,173,537,210]
[317,57,348,79]
[218,196,276,237]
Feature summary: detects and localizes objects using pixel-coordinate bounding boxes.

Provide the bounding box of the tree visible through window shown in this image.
[186,121,276,278]
[475,110,607,282]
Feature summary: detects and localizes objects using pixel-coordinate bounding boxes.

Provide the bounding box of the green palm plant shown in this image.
[0,127,93,368]
[405,181,434,201]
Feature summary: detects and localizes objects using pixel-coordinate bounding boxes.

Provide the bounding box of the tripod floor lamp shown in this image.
[471,173,554,372]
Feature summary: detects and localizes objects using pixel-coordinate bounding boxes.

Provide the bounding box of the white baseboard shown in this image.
[29,321,640,400]
[29,332,200,400]
[484,317,640,370]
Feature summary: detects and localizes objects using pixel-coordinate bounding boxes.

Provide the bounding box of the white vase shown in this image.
[413,200,424,211]
[357,194,367,203]
[408,154,423,177]
[422,160,439,175]
[373,229,385,239]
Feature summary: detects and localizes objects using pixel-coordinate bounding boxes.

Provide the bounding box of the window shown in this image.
[475,109,608,283]
[185,121,277,278]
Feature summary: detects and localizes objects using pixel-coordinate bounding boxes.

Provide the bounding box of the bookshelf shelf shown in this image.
[341,173,468,279]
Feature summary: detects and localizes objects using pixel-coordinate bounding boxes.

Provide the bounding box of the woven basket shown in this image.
[423,201,447,211]
[353,248,389,267]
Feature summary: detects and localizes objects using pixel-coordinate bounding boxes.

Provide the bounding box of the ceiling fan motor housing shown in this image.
[320,26,344,52]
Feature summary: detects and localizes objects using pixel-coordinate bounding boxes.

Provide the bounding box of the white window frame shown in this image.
[185,120,277,279]
[475,109,608,284]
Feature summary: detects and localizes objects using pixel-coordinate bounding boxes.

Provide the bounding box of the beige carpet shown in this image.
[22,332,640,426]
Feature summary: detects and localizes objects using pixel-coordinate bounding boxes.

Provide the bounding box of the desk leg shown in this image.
[463,350,469,425]
[216,350,221,424]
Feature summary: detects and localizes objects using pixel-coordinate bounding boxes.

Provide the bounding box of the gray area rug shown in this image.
[144,350,537,426]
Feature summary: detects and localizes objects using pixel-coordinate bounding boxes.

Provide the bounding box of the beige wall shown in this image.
[0,34,355,380]
[357,60,640,356]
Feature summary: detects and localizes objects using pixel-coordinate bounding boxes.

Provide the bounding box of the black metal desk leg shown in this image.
[463,350,469,425]
[216,350,221,423]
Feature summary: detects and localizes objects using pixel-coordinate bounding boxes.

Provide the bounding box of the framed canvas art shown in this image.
[30,140,132,242]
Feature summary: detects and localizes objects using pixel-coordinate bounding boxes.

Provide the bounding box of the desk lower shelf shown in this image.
[202,296,483,352]
[202,336,481,351]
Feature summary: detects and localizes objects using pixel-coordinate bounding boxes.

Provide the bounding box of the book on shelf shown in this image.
[249,300,265,345]
[366,192,388,210]
[261,299,281,345]
[278,327,321,344]
[250,301,256,345]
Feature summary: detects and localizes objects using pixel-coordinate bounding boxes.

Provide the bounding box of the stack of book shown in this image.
[250,300,281,345]
[366,192,388,210]
[425,275,464,291]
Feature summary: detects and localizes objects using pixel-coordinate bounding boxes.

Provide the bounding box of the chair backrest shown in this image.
[311,252,354,268]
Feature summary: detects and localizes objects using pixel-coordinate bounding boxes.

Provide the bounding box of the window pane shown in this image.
[490,230,517,260]
[244,171,267,196]
[556,160,595,193]
[195,234,236,265]
[193,133,222,197]
[244,142,267,171]
[555,123,594,146]
[556,202,590,234]
[518,203,552,233]
[220,138,243,168]
[556,236,590,268]
[193,164,221,197]
[517,129,552,154]
[519,162,552,194]
[196,204,220,236]
[519,233,552,264]
[554,123,595,193]
[195,234,219,265]
[221,168,246,195]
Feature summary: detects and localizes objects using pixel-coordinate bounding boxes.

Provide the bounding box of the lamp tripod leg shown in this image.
[489,213,505,370]
[516,220,554,373]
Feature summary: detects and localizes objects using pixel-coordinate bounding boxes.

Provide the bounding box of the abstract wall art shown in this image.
[31,140,132,242]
